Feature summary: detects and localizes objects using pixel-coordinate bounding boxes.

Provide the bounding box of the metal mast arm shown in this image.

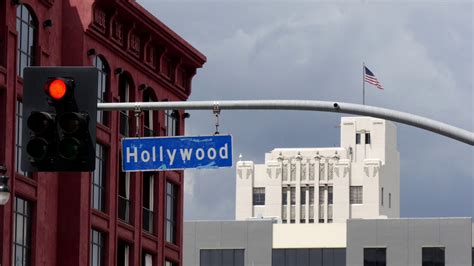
[98,100,474,146]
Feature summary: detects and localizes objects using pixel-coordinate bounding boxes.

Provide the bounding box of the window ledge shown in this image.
[15,173,37,186]
[16,74,24,83]
[97,122,111,133]
[92,208,109,219]
[142,231,158,241]
[165,242,179,252]
[118,220,134,230]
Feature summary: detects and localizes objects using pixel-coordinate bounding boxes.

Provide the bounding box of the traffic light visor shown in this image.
[59,137,81,160]
[27,112,54,134]
[47,79,67,100]
[58,112,87,134]
[26,137,49,160]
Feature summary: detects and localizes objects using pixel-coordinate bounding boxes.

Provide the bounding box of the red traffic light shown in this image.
[45,79,67,100]
[21,67,98,172]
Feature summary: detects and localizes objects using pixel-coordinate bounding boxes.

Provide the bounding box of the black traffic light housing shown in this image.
[21,67,98,172]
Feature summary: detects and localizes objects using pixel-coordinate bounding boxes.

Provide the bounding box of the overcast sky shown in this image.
[137,0,473,220]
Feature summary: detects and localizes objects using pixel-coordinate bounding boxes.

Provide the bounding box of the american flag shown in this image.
[364,66,384,90]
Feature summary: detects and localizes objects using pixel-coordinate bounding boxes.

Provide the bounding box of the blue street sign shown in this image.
[121,135,232,172]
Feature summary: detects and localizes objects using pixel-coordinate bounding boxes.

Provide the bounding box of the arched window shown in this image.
[119,74,133,136]
[143,88,157,136]
[16,4,37,77]
[93,55,109,125]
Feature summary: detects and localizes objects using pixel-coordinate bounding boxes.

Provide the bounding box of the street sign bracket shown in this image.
[213,102,220,135]
[134,104,142,137]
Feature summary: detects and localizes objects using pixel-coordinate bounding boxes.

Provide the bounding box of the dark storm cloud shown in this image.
[137,1,473,220]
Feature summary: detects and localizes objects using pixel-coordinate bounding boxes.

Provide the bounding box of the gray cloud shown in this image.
[137,1,473,219]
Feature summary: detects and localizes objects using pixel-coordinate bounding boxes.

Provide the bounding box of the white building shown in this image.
[236,117,400,225]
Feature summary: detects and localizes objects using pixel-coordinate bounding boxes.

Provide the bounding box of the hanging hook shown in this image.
[213,101,220,135]
[134,103,143,137]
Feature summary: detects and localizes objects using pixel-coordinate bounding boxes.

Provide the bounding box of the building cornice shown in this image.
[85,28,190,100]
[119,0,207,67]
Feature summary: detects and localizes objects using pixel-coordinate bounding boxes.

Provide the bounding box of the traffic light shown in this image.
[21,67,99,172]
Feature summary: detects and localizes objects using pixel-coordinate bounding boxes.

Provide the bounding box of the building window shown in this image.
[389,193,391,208]
[319,186,325,223]
[165,261,177,266]
[253,187,265,206]
[200,249,244,266]
[12,197,32,266]
[93,56,109,124]
[364,248,386,266]
[165,110,178,136]
[328,186,333,205]
[300,187,307,205]
[328,215,333,223]
[118,166,131,223]
[309,186,314,205]
[143,90,157,136]
[166,181,177,244]
[356,133,361,144]
[350,186,363,204]
[142,252,153,266]
[282,187,288,205]
[90,229,105,266]
[15,101,30,177]
[272,248,346,266]
[16,4,36,77]
[119,75,132,136]
[422,247,445,266]
[143,173,154,233]
[290,187,296,205]
[117,240,130,266]
[381,187,384,206]
[92,144,106,211]
[365,133,371,144]
[319,186,325,204]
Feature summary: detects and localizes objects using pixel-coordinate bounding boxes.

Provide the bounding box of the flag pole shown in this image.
[362,62,365,105]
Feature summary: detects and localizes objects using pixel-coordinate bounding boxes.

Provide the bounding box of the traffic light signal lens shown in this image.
[26,138,49,160]
[58,112,86,134]
[27,112,54,134]
[59,138,81,160]
[48,79,67,100]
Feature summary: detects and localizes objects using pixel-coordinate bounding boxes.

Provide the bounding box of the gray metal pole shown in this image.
[98,100,474,146]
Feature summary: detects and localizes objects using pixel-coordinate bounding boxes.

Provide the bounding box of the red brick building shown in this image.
[0,0,206,265]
